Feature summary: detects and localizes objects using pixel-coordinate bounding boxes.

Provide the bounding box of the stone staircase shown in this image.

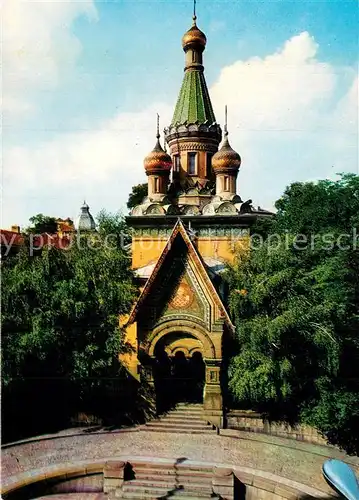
[143,403,215,435]
[113,405,227,498]
[118,461,226,499]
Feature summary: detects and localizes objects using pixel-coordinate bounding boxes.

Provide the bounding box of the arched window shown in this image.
[188,152,196,175]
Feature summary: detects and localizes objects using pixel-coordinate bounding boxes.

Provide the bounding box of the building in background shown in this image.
[1,201,96,258]
[75,201,96,232]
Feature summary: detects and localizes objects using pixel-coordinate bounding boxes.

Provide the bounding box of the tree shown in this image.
[96,209,131,247]
[227,174,359,454]
[275,173,359,233]
[1,212,138,440]
[27,213,58,234]
[127,183,148,210]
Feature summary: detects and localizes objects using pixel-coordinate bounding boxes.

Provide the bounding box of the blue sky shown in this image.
[3,0,358,228]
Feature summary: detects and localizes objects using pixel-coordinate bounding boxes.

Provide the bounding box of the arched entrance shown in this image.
[152,332,206,413]
[142,320,223,425]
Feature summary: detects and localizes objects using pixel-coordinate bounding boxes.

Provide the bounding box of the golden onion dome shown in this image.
[144,136,172,173]
[212,132,241,172]
[182,16,206,50]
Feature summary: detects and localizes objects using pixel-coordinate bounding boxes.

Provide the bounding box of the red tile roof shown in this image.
[0,230,24,247]
[1,230,72,251]
[32,233,72,249]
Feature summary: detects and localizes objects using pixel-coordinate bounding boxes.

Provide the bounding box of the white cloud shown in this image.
[2,103,173,226]
[211,32,337,131]
[4,103,173,189]
[2,30,358,226]
[2,0,97,116]
[210,31,358,208]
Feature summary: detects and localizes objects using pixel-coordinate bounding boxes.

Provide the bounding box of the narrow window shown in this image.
[188,152,196,175]
[155,177,160,193]
[224,176,229,191]
[206,153,212,178]
[174,155,180,172]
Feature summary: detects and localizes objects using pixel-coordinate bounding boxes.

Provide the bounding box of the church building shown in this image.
[120,11,271,427]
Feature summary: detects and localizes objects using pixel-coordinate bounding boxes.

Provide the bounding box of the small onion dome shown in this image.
[182,16,206,50]
[144,136,172,173]
[212,132,241,172]
[76,201,96,231]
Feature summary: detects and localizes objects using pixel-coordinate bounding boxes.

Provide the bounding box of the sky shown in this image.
[2,0,358,228]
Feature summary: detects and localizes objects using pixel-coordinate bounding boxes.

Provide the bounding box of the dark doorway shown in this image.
[153,346,205,414]
[172,351,189,402]
[188,351,205,403]
[153,346,172,414]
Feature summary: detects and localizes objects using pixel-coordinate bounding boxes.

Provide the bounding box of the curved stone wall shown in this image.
[227,411,327,446]
[2,457,329,500]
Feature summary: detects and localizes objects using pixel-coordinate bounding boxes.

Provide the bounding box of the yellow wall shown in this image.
[132,237,168,269]
[197,236,250,264]
[132,234,250,270]
[119,315,140,380]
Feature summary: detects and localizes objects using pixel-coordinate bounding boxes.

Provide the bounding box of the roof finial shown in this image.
[156,113,160,140]
[224,104,228,136]
[193,0,197,24]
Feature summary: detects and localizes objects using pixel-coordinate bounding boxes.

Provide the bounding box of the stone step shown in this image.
[121,482,214,498]
[171,493,220,499]
[161,418,206,425]
[123,479,213,492]
[168,411,203,415]
[120,491,219,500]
[163,414,204,421]
[130,464,214,475]
[135,471,213,483]
[145,421,210,429]
[172,406,203,412]
[165,411,204,418]
[121,485,181,497]
[175,403,203,408]
[141,426,214,434]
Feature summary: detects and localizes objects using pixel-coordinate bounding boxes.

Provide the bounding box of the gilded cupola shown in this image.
[144,137,172,174]
[212,106,241,173]
[144,116,172,174]
[211,107,241,201]
[143,115,172,203]
[212,132,241,173]
[182,15,207,51]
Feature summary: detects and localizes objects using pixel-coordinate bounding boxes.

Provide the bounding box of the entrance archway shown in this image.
[151,331,206,413]
[143,320,222,424]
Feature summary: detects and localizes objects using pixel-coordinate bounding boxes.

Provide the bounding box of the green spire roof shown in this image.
[171,70,216,126]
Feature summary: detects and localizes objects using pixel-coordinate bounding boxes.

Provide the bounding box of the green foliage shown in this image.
[96,209,131,247]
[27,213,58,234]
[1,212,136,388]
[275,173,359,233]
[228,174,359,453]
[127,183,148,210]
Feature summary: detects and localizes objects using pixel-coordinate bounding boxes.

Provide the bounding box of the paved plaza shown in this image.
[3,425,359,496]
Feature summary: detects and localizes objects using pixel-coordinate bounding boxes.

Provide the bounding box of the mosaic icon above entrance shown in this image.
[170,282,194,309]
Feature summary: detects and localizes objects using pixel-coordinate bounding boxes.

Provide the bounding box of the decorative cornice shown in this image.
[165,123,222,145]
[169,141,219,154]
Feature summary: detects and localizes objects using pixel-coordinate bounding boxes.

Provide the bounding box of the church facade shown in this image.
[120,13,271,427]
